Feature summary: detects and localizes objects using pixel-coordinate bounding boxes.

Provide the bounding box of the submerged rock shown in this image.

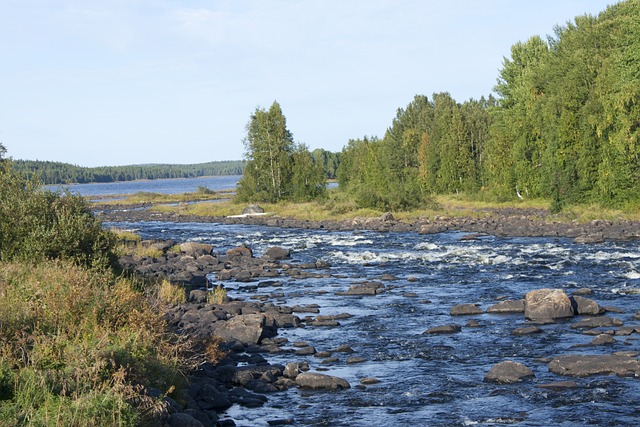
[486,299,525,314]
[484,361,534,383]
[450,304,483,316]
[424,324,462,334]
[548,354,640,377]
[295,372,351,390]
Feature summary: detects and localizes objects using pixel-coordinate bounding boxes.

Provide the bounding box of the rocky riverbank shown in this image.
[118,236,640,427]
[97,204,640,243]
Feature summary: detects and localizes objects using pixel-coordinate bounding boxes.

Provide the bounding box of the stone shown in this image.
[571,316,624,329]
[536,380,578,391]
[571,296,604,315]
[512,326,543,336]
[226,244,253,258]
[283,362,309,379]
[169,413,205,427]
[296,372,351,390]
[360,377,381,385]
[213,314,275,345]
[179,242,213,257]
[589,334,616,346]
[484,361,534,383]
[424,324,462,334]
[242,204,265,214]
[486,299,525,314]
[263,246,291,260]
[450,304,483,316]
[548,354,640,377]
[524,288,574,321]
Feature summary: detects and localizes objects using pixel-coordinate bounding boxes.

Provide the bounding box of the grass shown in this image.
[158,279,187,305]
[95,189,234,206]
[110,187,640,225]
[0,260,223,426]
[207,284,228,305]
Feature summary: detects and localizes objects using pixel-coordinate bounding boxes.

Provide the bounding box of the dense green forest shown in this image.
[337,0,640,211]
[12,159,246,185]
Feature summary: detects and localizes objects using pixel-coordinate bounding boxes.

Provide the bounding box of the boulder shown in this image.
[589,334,616,346]
[179,242,213,257]
[169,413,205,427]
[486,299,525,314]
[571,296,604,315]
[338,282,385,296]
[242,204,265,215]
[263,246,291,260]
[450,304,483,316]
[213,314,275,345]
[571,316,623,329]
[484,361,534,383]
[548,354,640,377]
[424,324,462,334]
[524,289,574,321]
[295,372,351,390]
[511,326,543,336]
[226,244,254,258]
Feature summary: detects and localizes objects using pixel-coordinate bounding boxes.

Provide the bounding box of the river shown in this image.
[85,177,640,426]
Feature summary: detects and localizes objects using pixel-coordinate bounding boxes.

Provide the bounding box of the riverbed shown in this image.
[106,218,640,426]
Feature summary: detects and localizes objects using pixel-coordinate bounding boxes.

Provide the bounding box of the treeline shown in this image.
[338,0,640,211]
[12,159,246,185]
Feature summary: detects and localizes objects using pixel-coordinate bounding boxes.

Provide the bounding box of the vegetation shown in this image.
[207,285,228,305]
[236,101,327,203]
[12,159,246,185]
[0,144,217,425]
[337,0,640,211]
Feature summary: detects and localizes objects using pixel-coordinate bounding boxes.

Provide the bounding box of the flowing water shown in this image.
[105,219,640,427]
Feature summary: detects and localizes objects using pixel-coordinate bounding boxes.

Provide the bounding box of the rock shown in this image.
[380,212,395,222]
[242,204,265,214]
[189,289,208,303]
[512,326,543,336]
[572,288,593,296]
[338,282,385,296]
[296,372,351,390]
[548,354,640,377]
[574,233,605,244]
[226,244,253,258]
[264,246,291,260]
[536,380,578,391]
[169,413,205,427]
[283,362,309,379]
[424,324,462,334]
[524,289,574,321]
[571,296,604,315]
[589,334,616,346]
[450,304,483,316]
[484,361,534,383]
[179,242,213,257]
[571,316,624,329]
[486,299,525,314]
[360,377,381,385]
[213,314,275,345]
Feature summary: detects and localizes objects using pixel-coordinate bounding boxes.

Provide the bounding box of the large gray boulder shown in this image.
[570,295,605,315]
[179,242,213,257]
[484,361,534,383]
[524,288,574,321]
[242,204,265,214]
[213,314,276,345]
[296,372,351,390]
[548,354,640,377]
[263,246,291,260]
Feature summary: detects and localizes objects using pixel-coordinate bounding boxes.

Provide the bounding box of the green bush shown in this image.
[0,154,117,269]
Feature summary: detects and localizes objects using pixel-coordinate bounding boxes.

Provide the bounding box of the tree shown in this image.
[236,101,295,202]
[236,101,326,203]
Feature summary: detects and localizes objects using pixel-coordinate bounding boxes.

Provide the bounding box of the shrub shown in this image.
[207,284,228,304]
[158,279,186,305]
[0,160,117,269]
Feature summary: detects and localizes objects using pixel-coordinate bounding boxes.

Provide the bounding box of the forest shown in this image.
[12,159,246,184]
[335,0,640,211]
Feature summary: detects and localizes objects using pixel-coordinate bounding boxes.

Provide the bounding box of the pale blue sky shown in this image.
[1,0,614,167]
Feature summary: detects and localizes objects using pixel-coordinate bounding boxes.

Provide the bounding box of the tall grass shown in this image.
[0,261,185,426]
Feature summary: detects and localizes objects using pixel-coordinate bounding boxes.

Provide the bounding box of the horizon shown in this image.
[1,0,615,167]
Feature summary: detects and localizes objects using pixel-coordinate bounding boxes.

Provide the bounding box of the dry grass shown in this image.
[158,279,186,305]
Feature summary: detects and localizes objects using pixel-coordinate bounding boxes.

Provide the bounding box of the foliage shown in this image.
[207,284,228,305]
[236,101,326,203]
[0,158,117,269]
[158,279,187,305]
[335,0,640,211]
[12,159,246,185]
[0,261,183,426]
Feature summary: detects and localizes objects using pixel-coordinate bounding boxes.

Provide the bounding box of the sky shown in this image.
[1,0,616,167]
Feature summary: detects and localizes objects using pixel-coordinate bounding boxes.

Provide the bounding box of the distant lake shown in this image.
[45,175,241,198]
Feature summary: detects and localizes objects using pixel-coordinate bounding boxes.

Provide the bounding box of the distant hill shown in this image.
[13,159,246,185]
